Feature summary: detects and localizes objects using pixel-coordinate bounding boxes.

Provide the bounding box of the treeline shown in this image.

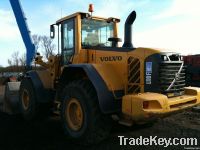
[0,66,25,73]
[32,34,56,59]
[0,34,56,73]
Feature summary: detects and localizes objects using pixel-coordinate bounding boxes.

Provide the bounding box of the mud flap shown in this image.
[3,82,21,114]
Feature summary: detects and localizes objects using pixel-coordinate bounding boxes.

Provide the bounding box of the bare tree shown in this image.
[12,51,19,66]
[7,51,26,72]
[19,53,26,67]
[40,35,56,59]
[32,34,41,52]
[7,51,25,66]
[7,35,55,68]
[8,59,12,66]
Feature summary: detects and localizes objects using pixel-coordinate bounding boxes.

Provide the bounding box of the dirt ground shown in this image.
[1,84,200,150]
[0,110,200,150]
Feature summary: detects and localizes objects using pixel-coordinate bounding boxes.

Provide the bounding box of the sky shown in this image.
[0,0,200,66]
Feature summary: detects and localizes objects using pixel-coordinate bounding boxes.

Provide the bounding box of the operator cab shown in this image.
[51,12,121,63]
[54,12,121,48]
[50,7,136,65]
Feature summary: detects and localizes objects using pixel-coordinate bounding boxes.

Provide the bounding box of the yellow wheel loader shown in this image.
[1,2,200,144]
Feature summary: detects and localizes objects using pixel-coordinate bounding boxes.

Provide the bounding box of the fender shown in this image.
[25,71,54,103]
[61,64,123,114]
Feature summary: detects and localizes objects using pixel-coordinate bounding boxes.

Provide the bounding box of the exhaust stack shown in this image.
[122,11,136,48]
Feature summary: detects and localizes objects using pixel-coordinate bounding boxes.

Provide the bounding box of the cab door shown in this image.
[61,18,75,65]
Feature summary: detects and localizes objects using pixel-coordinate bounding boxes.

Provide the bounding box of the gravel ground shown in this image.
[0,110,200,150]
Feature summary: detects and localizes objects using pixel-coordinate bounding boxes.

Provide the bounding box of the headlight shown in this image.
[143,100,162,109]
[161,55,168,61]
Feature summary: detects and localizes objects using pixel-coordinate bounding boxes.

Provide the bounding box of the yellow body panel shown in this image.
[37,70,53,89]
[122,87,200,123]
[78,47,159,93]
[93,64,125,91]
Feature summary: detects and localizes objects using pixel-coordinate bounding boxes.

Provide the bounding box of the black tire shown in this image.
[19,78,37,120]
[61,80,112,145]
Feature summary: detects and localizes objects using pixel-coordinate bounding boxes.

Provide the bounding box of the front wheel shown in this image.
[61,80,112,145]
[19,78,37,120]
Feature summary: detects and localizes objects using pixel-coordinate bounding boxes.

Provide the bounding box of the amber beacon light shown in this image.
[88,4,94,13]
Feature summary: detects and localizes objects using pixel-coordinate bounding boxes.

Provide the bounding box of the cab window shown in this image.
[81,18,114,47]
[62,18,74,64]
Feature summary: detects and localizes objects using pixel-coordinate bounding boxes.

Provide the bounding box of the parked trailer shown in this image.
[184,55,200,86]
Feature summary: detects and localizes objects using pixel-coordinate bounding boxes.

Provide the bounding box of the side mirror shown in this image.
[50,24,55,39]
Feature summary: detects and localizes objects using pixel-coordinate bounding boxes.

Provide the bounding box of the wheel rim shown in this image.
[66,98,84,131]
[22,89,30,110]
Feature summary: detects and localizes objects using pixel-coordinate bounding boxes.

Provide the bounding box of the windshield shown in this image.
[81,18,114,47]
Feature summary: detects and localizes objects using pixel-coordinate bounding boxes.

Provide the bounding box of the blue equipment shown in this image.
[9,0,35,68]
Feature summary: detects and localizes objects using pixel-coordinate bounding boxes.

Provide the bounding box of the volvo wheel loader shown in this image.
[1,1,200,144]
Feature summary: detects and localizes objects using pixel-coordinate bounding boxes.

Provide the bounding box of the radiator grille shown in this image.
[127,57,140,93]
[160,62,185,96]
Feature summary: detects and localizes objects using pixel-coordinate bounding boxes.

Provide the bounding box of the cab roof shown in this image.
[56,12,120,24]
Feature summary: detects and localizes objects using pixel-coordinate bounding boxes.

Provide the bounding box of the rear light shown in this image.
[143,101,149,109]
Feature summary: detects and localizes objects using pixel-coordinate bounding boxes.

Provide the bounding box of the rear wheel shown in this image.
[61,80,112,145]
[19,78,37,120]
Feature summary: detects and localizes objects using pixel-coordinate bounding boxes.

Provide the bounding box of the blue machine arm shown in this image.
[9,0,35,67]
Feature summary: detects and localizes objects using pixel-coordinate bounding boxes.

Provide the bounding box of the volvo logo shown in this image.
[175,73,180,80]
[100,56,123,62]
[166,62,184,91]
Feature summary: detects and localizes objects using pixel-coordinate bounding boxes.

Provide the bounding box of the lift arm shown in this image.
[9,0,35,68]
